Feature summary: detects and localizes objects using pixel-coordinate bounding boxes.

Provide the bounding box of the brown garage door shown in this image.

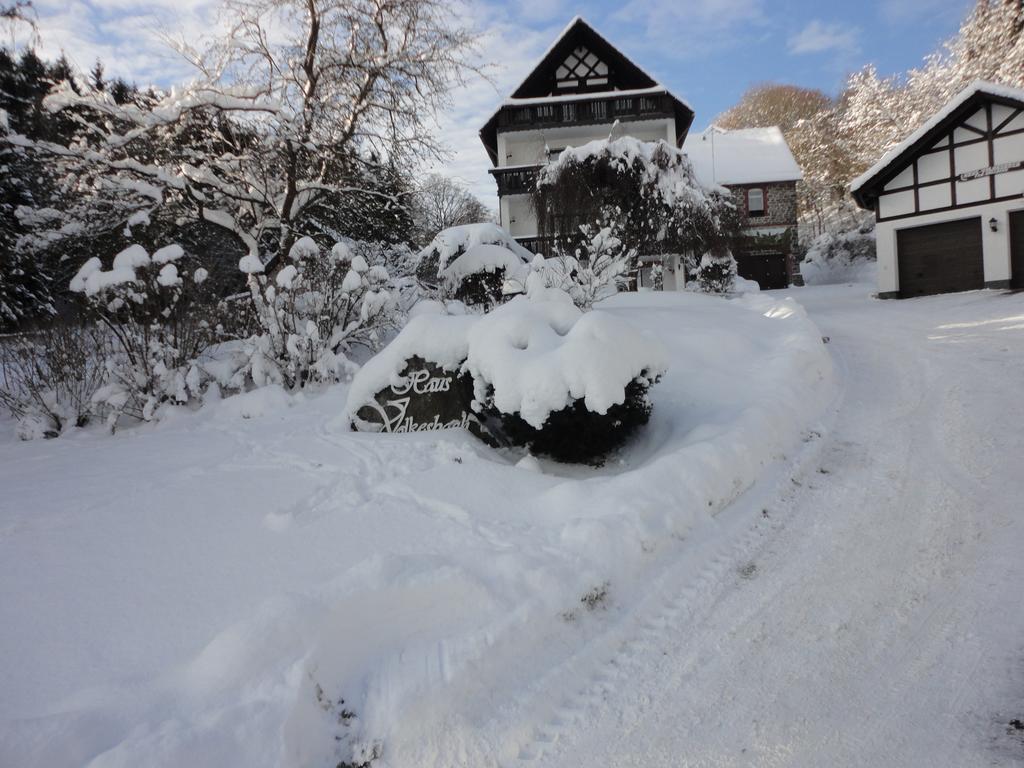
[896,218,983,298]
[1010,210,1024,290]
[736,252,788,290]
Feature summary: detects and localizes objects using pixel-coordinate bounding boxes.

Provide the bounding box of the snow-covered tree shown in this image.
[534,137,737,288]
[15,0,478,272]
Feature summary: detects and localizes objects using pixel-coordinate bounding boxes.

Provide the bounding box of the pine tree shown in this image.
[89,58,104,92]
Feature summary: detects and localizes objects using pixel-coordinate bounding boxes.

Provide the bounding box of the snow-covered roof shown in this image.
[850,80,1024,196]
[683,126,802,186]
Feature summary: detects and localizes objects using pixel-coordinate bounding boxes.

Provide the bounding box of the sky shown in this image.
[14,0,974,207]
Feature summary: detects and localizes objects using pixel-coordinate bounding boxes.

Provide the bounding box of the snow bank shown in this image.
[0,290,834,768]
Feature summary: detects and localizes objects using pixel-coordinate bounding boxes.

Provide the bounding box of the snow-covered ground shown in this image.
[3,283,1023,767]
[0,290,831,768]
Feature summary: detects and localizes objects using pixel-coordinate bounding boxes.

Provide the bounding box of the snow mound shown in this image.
[466,292,668,428]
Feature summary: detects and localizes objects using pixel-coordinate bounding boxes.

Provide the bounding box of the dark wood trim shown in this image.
[949,138,957,207]
[987,103,997,200]
[877,192,1024,223]
[960,122,987,137]
[912,157,920,213]
[985,279,1012,290]
[994,107,1022,135]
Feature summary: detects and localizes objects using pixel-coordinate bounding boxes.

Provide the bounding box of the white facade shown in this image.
[496,117,676,237]
[875,200,1024,294]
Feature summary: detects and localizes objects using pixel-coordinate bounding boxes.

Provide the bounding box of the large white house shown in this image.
[851,80,1024,298]
[479,16,803,289]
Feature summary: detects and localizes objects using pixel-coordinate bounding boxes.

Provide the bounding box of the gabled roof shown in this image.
[479,17,694,165]
[683,126,802,187]
[850,80,1024,209]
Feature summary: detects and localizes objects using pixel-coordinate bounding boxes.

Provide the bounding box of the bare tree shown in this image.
[16,0,479,269]
[715,83,832,133]
[412,173,493,243]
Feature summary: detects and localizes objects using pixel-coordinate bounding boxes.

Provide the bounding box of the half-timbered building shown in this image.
[851,81,1024,298]
[479,16,694,258]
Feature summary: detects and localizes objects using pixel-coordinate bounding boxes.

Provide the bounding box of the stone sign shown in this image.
[353,356,494,442]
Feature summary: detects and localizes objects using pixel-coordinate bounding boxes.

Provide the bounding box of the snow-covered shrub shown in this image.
[440,243,528,308]
[467,288,666,463]
[801,219,877,285]
[694,248,738,294]
[70,243,224,426]
[0,324,109,438]
[414,223,533,295]
[244,237,399,388]
[531,214,634,309]
[346,286,667,463]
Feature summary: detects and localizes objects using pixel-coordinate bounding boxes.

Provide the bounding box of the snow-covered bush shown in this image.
[528,214,634,309]
[694,248,738,294]
[243,237,399,388]
[70,243,223,427]
[414,223,533,295]
[466,288,666,462]
[346,286,666,462]
[801,219,877,284]
[0,324,109,439]
[440,243,528,308]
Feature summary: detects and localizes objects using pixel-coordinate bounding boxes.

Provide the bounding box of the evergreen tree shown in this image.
[89,58,104,91]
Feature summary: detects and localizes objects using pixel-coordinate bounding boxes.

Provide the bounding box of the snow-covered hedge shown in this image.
[346,287,667,462]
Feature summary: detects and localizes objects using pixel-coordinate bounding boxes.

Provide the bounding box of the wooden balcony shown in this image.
[496,93,674,133]
[488,164,542,196]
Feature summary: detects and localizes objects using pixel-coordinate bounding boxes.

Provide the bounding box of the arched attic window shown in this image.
[555,46,609,89]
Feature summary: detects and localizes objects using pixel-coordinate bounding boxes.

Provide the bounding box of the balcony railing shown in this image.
[488,164,542,196]
[497,93,673,133]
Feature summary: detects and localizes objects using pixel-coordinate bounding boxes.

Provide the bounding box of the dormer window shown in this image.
[748,187,766,217]
[555,46,609,89]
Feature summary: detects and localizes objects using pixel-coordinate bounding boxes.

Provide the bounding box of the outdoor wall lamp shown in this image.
[989,217,999,232]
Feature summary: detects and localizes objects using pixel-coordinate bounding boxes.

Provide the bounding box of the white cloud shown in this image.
[787,20,861,55]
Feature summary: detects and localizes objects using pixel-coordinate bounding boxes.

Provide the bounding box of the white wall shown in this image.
[876,199,1024,294]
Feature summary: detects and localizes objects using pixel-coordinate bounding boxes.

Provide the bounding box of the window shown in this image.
[555,46,609,90]
[748,187,766,216]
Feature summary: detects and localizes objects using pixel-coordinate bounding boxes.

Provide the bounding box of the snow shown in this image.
[417,223,534,276]
[157,264,181,287]
[850,79,1024,195]
[151,244,184,264]
[238,253,265,274]
[440,243,529,287]
[0,289,834,768]
[683,126,803,186]
[111,244,150,271]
